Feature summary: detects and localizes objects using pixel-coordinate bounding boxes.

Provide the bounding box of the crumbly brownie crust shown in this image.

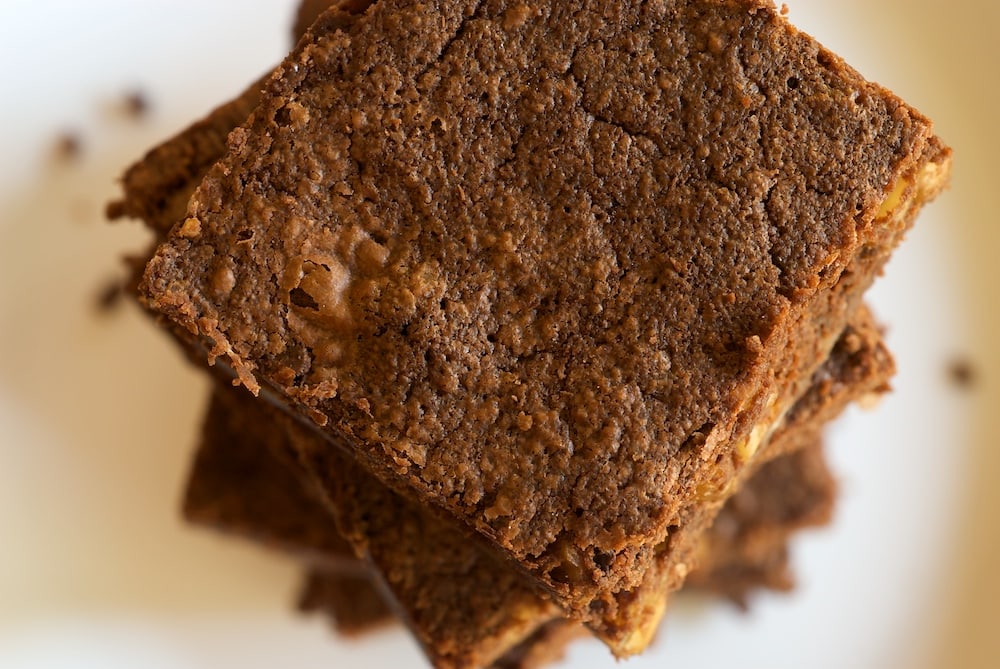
[188,389,837,669]
[289,304,891,667]
[175,302,880,669]
[608,302,896,647]
[298,568,582,669]
[294,0,373,43]
[107,87,262,234]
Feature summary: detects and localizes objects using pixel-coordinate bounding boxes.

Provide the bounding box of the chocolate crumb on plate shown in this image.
[53,131,81,162]
[123,90,150,119]
[94,277,126,314]
[947,356,978,390]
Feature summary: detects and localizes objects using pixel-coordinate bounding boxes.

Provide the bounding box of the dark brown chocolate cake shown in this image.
[141,0,948,652]
[106,0,950,664]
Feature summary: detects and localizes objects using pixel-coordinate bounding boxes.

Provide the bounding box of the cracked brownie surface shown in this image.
[141,0,948,652]
[122,76,890,662]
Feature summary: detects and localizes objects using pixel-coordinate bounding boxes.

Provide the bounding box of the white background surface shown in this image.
[0,1,997,667]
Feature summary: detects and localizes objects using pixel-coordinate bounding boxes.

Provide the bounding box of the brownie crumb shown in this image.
[105,200,127,221]
[53,132,82,161]
[123,90,150,119]
[947,357,978,390]
[95,277,126,314]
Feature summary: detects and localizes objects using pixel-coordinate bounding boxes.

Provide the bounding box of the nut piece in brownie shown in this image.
[141,0,949,652]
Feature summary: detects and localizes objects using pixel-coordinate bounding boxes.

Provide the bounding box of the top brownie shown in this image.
[141,0,948,652]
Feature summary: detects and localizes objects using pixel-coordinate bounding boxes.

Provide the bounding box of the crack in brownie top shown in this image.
[143,0,932,605]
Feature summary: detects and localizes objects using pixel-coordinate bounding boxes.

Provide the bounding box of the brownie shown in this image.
[489,621,583,669]
[621,299,895,637]
[173,302,880,669]
[106,83,263,234]
[293,0,373,43]
[139,2,944,653]
[113,0,948,656]
[189,386,565,668]
[139,0,944,654]
[291,307,892,666]
[140,0,949,652]
[298,567,581,669]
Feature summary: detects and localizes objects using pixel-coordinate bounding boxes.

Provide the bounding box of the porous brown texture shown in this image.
[141,0,949,650]
[191,395,836,663]
[177,301,884,669]
[294,416,563,669]
[784,303,895,432]
[189,388,835,669]
[106,87,262,233]
[293,0,372,42]
[633,301,895,638]
[288,304,891,668]
[186,365,840,669]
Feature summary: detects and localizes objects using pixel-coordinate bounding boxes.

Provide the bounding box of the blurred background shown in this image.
[0,1,996,667]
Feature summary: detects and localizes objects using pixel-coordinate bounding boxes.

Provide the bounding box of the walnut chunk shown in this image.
[178,217,202,238]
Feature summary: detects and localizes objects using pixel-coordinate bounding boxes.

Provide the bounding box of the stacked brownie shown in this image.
[108,1,950,666]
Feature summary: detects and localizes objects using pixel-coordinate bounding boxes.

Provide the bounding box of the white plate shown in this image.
[0,2,997,668]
